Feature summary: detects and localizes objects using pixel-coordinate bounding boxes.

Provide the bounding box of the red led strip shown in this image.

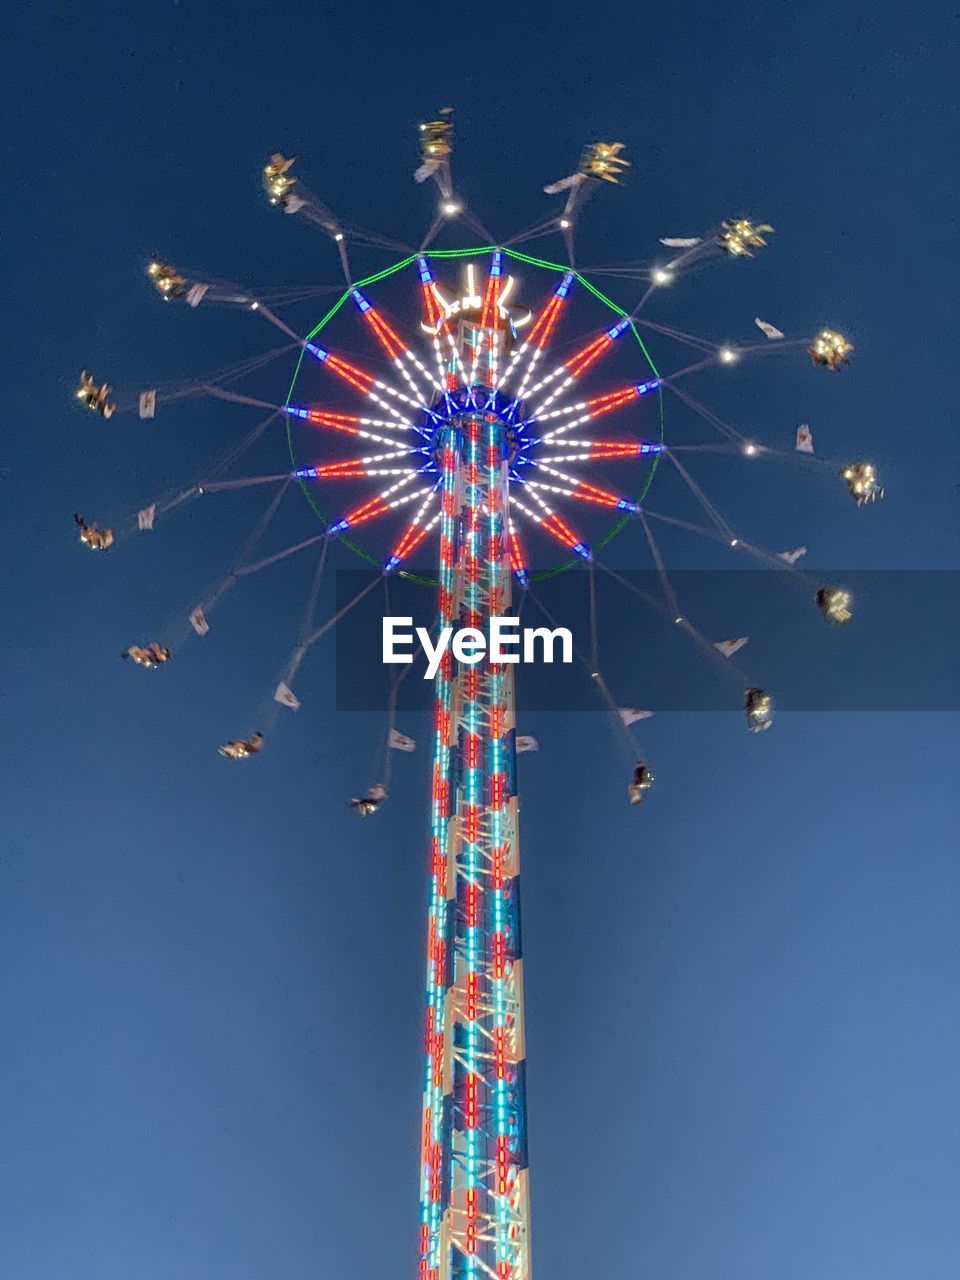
[525,290,565,349]
[342,494,389,526]
[564,332,612,379]
[508,527,527,577]
[306,410,361,434]
[364,307,406,361]
[391,520,432,565]
[572,480,622,507]
[479,270,501,333]
[310,460,369,478]
[540,511,584,550]
[585,385,639,416]
[325,352,375,394]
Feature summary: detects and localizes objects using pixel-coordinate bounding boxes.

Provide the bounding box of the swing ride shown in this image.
[72,111,882,1280]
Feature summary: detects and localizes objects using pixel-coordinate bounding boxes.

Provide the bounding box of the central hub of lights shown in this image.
[421,388,530,476]
[287,252,665,577]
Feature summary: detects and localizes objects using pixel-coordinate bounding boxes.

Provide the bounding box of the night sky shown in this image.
[4,2,960,1277]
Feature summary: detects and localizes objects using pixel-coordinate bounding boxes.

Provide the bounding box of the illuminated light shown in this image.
[584,385,640,417]
[442,201,461,217]
[339,494,389,528]
[509,523,529,586]
[563,334,607,377]
[522,286,568,355]
[653,268,673,285]
[744,443,758,456]
[351,289,372,313]
[306,343,328,361]
[495,1025,506,1075]
[479,257,503,334]
[719,346,738,364]
[431,282,453,313]
[334,232,344,242]
[490,772,506,809]
[577,442,636,458]
[730,538,739,546]
[561,321,627,381]
[303,411,362,436]
[490,705,504,740]
[545,439,661,460]
[363,306,408,361]
[559,217,571,229]
[463,666,477,701]
[492,844,504,890]
[539,511,581,550]
[250,300,260,310]
[574,479,628,508]
[310,462,367,478]
[389,514,435,571]
[464,802,479,844]
[323,352,376,394]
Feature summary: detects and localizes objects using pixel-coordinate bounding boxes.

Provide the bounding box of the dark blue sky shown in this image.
[4,2,959,1277]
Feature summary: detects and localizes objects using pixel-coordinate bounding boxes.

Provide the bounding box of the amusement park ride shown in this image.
[73,111,880,1279]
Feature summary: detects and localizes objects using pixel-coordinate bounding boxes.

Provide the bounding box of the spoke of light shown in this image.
[300,458,418,480]
[527,468,637,512]
[297,444,420,479]
[534,383,645,442]
[503,272,574,400]
[470,251,503,386]
[306,341,421,427]
[517,482,590,557]
[507,517,529,587]
[539,438,663,460]
[417,257,460,392]
[352,287,440,405]
[386,488,441,571]
[329,474,430,533]
[417,258,470,389]
[287,406,418,448]
[525,316,630,418]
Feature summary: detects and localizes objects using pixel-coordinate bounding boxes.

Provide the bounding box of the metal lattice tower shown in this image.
[419,256,532,1280]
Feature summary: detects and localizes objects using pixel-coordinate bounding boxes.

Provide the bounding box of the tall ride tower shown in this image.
[419,252,532,1280]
